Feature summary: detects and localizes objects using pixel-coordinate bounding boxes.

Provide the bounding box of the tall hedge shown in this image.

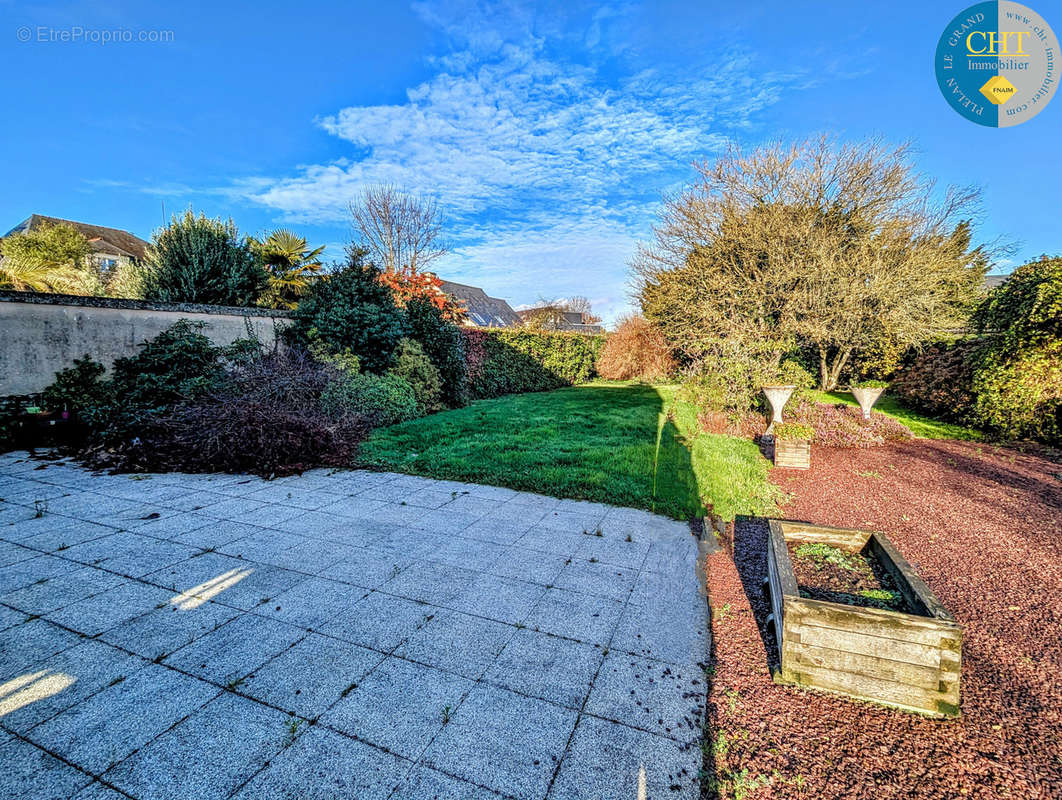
[463,329,604,399]
[893,258,1062,445]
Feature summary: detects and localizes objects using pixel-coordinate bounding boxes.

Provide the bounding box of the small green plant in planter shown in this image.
[773,422,814,469]
[850,380,889,420]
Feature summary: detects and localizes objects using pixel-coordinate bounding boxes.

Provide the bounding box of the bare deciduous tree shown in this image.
[520,296,601,330]
[632,136,996,390]
[349,185,449,274]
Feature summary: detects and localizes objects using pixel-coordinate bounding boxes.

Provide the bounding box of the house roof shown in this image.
[5,215,151,260]
[517,306,605,334]
[438,279,522,328]
[984,274,1010,289]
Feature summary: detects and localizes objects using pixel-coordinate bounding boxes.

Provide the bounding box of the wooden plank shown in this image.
[868,531,956,623]
[778,521,873,551]
[783,661,958,717]
[767,520,799,598]
[766,540,785,652]
[783,640,943,690]
[786,597,959,641]
[793,622,942,667]
[865,535,928,616]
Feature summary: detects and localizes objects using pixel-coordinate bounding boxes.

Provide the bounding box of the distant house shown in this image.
[4,215,151,271]
[984,274,1009,290]
[438,279,522,328]
[517,307,605,334]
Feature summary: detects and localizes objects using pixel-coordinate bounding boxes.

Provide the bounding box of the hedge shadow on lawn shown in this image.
[358,381,710,521]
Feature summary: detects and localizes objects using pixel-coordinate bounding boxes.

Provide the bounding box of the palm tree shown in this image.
[252,229,326,309]
[0,222,93,293]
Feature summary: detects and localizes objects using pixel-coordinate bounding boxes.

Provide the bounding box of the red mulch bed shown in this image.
[703,439,1062,799]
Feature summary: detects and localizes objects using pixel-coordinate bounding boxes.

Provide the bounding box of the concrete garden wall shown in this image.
[0,291,291,395]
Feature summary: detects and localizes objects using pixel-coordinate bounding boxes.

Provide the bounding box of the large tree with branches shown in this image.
[349,184,449,275]
[633,136,993,390]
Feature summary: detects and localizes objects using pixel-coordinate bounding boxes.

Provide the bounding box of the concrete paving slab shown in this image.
[264,538,358,574]
[488,545,570,585]
[315,495,389,520]
[410,508,482,536]
[259,577,367,630]
[524,587,624,646]
[17,521,116,554]
[100,599,241,661]
[317,547,412,590]
[216,530,307,566]
[612,598,709,668]
[163,613,304,685]
[578,531,652,569]
[0,553,83,592]
[46,580,172,637]
[584,652,706,744]
[145,551,308,611]
[428,536,507,571]
[537,508,607,533]
[547,714,700,800]
[0,565,125,615]
[0,618,83,678]
[0,539,37,567]
[382,561,480,606]
[0,638,148,733]
[0,737,94,799]
[70,780,128,799]
[0,604,29,631]
[94,539,201,578]
[232,726,408,800]
[270,509,351,537]
[322,655,474,760]
[460,513,539,544]
[424,683,578,798]
[392,765,507,799]
[448,572,547,625]
[50,531,149,566]
[483,629,604,710]
[396,609,515,679]
[239,632,384,718]
[168,518,262,550]
[317,590,431,652]
[553,558,637,602]
[27,663,219,773]
[102,692,290,800]
[0,458,706,799]
[517,525,592,556]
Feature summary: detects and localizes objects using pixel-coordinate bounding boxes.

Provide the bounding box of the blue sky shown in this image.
[3,0,1059,322]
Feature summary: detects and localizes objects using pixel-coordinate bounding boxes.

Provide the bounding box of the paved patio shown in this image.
[0,451,708,800]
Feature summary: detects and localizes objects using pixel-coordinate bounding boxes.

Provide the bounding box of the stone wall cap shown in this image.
[0,290,293,318]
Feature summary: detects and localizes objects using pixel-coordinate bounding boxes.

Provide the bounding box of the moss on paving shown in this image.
[359,380,782,521]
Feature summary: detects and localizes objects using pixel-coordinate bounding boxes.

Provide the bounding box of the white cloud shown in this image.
[234,2,821,322]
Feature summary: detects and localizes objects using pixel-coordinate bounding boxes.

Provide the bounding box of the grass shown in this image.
[359,380,782,521]
[806,390,983,441]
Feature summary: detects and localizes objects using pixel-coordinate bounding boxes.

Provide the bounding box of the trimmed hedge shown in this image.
[463,328,604,399]
[891,340,980,422]
[892,338,1061,445]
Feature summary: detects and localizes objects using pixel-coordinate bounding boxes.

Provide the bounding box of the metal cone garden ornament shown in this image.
[850,384,887,420]
[762,385,796,434]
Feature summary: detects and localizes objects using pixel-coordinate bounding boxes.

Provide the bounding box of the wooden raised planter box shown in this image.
[766,520,962,718]
[773,439,810,469]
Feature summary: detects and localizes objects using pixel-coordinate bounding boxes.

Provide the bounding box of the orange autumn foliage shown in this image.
[377,269,465,322]
[596,315,676,380]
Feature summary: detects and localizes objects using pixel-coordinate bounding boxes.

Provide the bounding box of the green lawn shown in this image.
[358,380,782,521]
[805,390,984,441]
